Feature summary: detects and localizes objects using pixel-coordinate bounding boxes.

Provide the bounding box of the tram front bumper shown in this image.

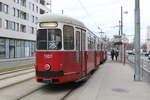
[36,70,64,77]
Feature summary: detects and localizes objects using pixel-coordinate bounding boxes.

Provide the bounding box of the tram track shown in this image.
[0,77,34,90]
[0,74,84,100]
[0,67,34,75]
[17,86,76,100]
[16,86,44,100]
[61,87,76,100]
[15,82,81,100]
[0,71,34,89]
[0,70,34,81]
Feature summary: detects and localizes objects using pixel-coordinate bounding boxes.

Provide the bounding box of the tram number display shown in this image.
[40,22,58,28]
[48,41,57,49]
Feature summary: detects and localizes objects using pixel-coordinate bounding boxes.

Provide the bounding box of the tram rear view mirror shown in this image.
[40,22,58,28]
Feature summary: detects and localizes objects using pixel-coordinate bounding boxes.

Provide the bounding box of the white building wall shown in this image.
[147,26,150,53]
[0,0,49,59]
[0,0,49,40]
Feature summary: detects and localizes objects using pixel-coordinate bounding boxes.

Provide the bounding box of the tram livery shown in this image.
[35,14,107,84]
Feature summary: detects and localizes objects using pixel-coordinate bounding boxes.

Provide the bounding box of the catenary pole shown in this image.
[120,6,123,62]
[134,0,141,81]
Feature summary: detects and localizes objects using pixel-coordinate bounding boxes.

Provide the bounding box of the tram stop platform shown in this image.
[68,58,150,100]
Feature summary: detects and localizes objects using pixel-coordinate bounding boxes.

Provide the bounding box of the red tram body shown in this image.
[35,14,107,84]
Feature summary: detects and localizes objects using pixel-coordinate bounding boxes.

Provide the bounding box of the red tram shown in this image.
[35,14,107,84]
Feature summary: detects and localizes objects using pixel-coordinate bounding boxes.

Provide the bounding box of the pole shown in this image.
[119,20,121,35]
[124,44,126,64]
[62,10,64,14]
[120,6,123,62]
[121,6,123,36]
[134,0,141,81]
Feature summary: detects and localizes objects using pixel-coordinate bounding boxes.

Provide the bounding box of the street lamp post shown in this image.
[121,6,123,36]
[134,0,141,81]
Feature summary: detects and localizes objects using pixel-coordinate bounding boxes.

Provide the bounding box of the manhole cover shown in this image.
[112,88,128,93]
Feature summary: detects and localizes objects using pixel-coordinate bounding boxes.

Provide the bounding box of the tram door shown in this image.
[81,30,86,76]
[76,29,86,77]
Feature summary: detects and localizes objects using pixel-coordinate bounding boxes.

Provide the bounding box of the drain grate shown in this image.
[112,88,129,93]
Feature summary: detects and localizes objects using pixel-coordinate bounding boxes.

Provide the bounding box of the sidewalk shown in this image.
[67,58,150,100]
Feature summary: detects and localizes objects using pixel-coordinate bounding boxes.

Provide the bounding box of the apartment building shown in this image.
[0,0,49,59]
[147,26,150,53]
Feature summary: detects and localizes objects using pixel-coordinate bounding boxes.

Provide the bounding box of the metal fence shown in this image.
[128,55,150,73]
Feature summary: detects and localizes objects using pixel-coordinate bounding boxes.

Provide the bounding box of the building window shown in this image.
[40,0,45,5]
[35,17,38,23]
[25,41,30,57]
[0,39,6,59]
[29,2,31,10]
[9,40,15,58]
[20,0,26,7]
[36,0,39,3]
[16,9,20,17]
[29,27,34,34]
[20,24,26,33]
[20,11,27,20]
[32,4,34,11]
[40,9,45,14]
[0,2,2,12]
[0,18,1,28]
[3,4,8,14]
[36,6,38,13]
[15,23,19,31]
[31,42,35,56]
[32,15,34,23]
[0,2,8,14]
[15,40,22,58]
[12,22,15,31]
[63,25,74,50]
[13,8,16,16]
[14,0,20,4]
[4,20,9,29]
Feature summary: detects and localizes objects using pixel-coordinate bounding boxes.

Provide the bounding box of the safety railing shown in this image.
[128,55,150,73]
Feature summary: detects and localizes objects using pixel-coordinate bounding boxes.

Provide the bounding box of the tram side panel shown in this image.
[63,51,82,81]
[95,51,101,66]
[86,51,95,73]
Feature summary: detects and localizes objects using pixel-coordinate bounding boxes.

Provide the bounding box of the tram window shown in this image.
[48,29,62,50]
[81,30,86,50]
[63,25,74,50]
[76,31,80,50]
[37,29,47,50]
[88,36,91,50]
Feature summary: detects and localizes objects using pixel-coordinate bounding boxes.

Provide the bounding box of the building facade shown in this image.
[0,0,49,59]
[147,26,150,53]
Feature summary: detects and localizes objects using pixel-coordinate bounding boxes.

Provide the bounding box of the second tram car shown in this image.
[35,14,107,84]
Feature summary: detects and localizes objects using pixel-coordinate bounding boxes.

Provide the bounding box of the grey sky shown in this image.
[47,0,150,43]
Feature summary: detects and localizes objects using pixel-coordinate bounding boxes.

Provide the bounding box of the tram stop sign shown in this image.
[113,35,129,45]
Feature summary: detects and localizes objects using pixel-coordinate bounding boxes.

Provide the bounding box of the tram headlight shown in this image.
[44,64,51,71]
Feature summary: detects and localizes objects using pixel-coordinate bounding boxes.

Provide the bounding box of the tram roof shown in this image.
[38,13,85,28]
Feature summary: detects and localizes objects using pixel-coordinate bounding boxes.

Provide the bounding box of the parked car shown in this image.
[148,54,150,60]
[145,53,149,56]
[127,50,135,55]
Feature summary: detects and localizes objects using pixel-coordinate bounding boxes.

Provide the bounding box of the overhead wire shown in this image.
[76,0,101,33]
